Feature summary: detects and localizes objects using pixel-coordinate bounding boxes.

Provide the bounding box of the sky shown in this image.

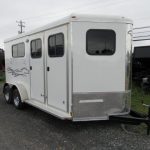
[0,0,150,49]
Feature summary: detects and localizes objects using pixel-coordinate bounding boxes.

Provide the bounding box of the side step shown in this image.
[109,110,150,135]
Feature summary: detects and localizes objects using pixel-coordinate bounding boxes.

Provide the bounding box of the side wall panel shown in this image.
[4,37,30,98]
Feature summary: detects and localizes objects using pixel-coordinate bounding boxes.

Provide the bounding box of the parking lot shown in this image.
[0,84,150,150]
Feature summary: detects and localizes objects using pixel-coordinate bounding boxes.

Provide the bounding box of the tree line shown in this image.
[0,49,5,71]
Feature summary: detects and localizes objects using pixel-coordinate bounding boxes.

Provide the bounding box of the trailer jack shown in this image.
[109,107,150,135]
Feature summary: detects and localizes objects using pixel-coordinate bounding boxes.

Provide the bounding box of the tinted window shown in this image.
[86,30,116,55]
[134,46,150,58]
[48,33,64,57]
[31,39,42,58]
[49,36,55,56]
[12,43,25,58]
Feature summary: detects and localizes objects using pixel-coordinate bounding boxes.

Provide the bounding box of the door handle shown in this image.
[47,67,50,71]
[30,66,32,70]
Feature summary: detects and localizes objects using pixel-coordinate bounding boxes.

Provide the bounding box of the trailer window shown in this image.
[12,43,25,58]
[48,33,64,57]
[31,39,42,58]
[86,29,116,55]
[134,46,150,58]
[12,45,18,57]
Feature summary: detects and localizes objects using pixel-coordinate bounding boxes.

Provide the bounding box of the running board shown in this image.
[25,99,72,120]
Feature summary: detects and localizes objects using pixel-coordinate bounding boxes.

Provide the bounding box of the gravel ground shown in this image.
[0,84,150,150]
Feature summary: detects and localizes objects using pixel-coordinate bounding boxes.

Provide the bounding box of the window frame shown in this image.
[12,42,25,58]
[48,33,64,58]
[30,38,42,59]
[86,29,116,56]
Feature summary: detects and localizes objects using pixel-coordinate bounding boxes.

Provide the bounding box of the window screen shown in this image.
[31,39,42,58]
[86,29,116,55]
[12,43,25,58]
[18,43,25,57]
[12,45,18,57]
[48,33,64,57]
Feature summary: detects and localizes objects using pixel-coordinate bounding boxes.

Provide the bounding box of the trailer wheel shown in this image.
[3,86,12,104]
[12,89,23,109]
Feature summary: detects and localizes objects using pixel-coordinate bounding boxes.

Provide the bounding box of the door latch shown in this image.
[41,94,47,99]
[30,66,32,70]
[47,67,50,71]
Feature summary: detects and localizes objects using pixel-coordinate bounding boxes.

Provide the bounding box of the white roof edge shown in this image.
[70,13,133,23]
[4,13,133,43]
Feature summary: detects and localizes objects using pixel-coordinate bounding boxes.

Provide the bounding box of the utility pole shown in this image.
[16,20,25,34]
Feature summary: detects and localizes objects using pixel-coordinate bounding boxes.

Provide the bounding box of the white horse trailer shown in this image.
[3,14,133,121]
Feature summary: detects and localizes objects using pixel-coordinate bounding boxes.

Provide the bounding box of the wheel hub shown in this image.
[5,92,9,101]
[14,96,19,106]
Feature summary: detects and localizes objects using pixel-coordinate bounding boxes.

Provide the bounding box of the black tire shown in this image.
[3,85,12,104]
[12,89,23,109]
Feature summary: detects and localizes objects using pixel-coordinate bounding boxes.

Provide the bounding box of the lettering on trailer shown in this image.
[7,67,29,77]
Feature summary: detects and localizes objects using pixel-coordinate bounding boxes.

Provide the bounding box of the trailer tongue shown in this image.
[109,104,150,135]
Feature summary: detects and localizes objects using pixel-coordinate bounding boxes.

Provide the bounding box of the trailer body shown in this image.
[4,14,133,121]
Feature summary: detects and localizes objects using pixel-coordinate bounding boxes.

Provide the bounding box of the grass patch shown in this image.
[131,83,150,115]
[0,72,5,83]
[130,83,150,134]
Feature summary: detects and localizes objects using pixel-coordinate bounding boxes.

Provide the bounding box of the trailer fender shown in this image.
[3,83,28,102]
[12,84,28,102]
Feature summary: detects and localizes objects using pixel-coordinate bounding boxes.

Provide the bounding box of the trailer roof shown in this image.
[4,13,132,43]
